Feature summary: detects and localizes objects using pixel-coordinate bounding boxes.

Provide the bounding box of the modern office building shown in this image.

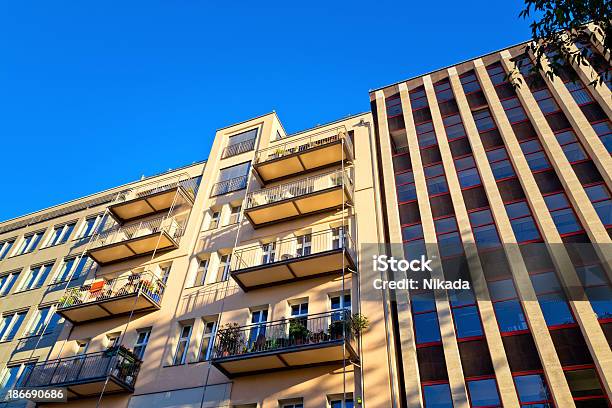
[0,31,610,408]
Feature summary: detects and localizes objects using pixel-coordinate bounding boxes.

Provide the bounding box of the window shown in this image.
[54,256,91,283]
[134,329,151,360]
[460,71,482,94]
[15,231,44,255]
[228,205,241,225]
[106,333,121,348]
[248,309,268,346]
[223,129,257,158]
[468,208,501,248]
[261,242,276,264]
[455,155,481,188]
[543,192,583,235]
[396,170,417,202]
[473,109,496,132]
[530,271,575,326]
[575,264,612,319]
[212,162,250,196]
[160,263,172,285]
[330,398,354,408]
[533,87,561,114]
[489,279,528,333]
[486,147,515,180]
[505,201,541,243]
[403,223,426,258]
[0,270,20,297]
[217,254,231,282]
[519,139,552,172]
[555,130,587,163]
[291,301,308,327]
[0,311,27,342]
[487,62,506,86]
[280,401,303,408]
[501,97,528,123]
[424,164,448,195]
[0,239,15,260]
[386,95,402,117]
[198,320,216,361]
[442,114,466,141]
[24,306,62,337]
[208,211,220,230]
[77,215,104,239]
[173,323,193,365]
[416,122,437,149]
[467,378,501,407]
[193,259,209,287]
[75,340,89,355]
[296,234,312,257]
[0,363,34,393]
[592,120,612,153]
[409,86,429,110]
[412,290,441,345]
[564,368,606,405]
[332,226,346,250]
[514,373,552,406]
[331,293,351,321]
[423,383,452,408]
[434,216,463,258]
[585,183,612,227]
[19,262,54,291]
[45,222,76,247]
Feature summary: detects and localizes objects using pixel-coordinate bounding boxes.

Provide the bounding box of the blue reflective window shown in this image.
[411,291,436,314]
[423,383,453,408]
[467,378,501,407]
[510,217,541,242]
[489,279,517,301]
[493,299,528,332]
[585,286,612,319]
[414,312,441,344]
[452,306,483,338]
[537,293,575,326]
[514,374,551,404]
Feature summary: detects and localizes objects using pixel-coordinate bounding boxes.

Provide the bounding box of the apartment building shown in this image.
[370,31,612,408]
[0,31,610,408]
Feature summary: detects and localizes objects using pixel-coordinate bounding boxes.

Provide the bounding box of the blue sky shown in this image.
[0,1,533,221]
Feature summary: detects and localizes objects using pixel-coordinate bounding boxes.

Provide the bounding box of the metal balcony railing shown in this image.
[211,175,248,197]
[245,170,352,209]
[254,128,353,165]
[118,176,199,203]
[231,229,355,271]
[22,348,141,390]
[211,310,354,360]
[57,271,165,310]
[89,215,183,250]
[222,138,257,159]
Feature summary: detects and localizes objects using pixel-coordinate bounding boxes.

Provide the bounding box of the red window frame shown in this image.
[504,198,543,244]
[528,268,577,330]
[542,191,585,238]
[518,137,553,173]
[467,207,502,251]
[434,79,454,103]
[395,169,417,205]
[487,275,531,336]
[423,162,449,197]
[511,370,554,407]
[409,86,429,112]
[554,128,589,165]
[485,145,517,182]
[563,364,611,406]
[465,375,503,408]
[386,94,403,119]
[411,287,442,347]
[574,262,612,324]
[584,182,612,229]
[454,153,483,190]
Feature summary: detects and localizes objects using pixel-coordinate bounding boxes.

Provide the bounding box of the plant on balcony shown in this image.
[218,323,241,357]
[58,288,82,307]
[329,320,346,340]
[351,313,369,336]
[288,319,310,344]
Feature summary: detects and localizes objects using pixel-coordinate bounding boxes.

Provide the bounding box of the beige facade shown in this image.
[0,34,610,408]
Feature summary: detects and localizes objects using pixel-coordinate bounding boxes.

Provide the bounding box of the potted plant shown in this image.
[329,320,346,340]
[351,313,369,336]
[289,319,309,344]
[218,323,241,357]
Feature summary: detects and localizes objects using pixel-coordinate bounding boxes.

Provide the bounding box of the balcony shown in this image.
[211,310,357,377]
[211,175,248,197]
[57,272,165,323]
[87,216,183,265]
[244,170,353,228]
[254,129,353,183]
[108,178,198,223]
[21,348,141,397]
[231,229,356,291]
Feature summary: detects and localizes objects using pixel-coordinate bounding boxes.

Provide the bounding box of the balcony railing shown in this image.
[86,215,183,264]
[109,177,199,223]
[222,138,257,159]
[57,272,165,323]
[22,348,141,396]
[211,175,248,197]
[211,310,356,377]
[230,229,356,290]
[246,170,352,209]
[253,128,353,183]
